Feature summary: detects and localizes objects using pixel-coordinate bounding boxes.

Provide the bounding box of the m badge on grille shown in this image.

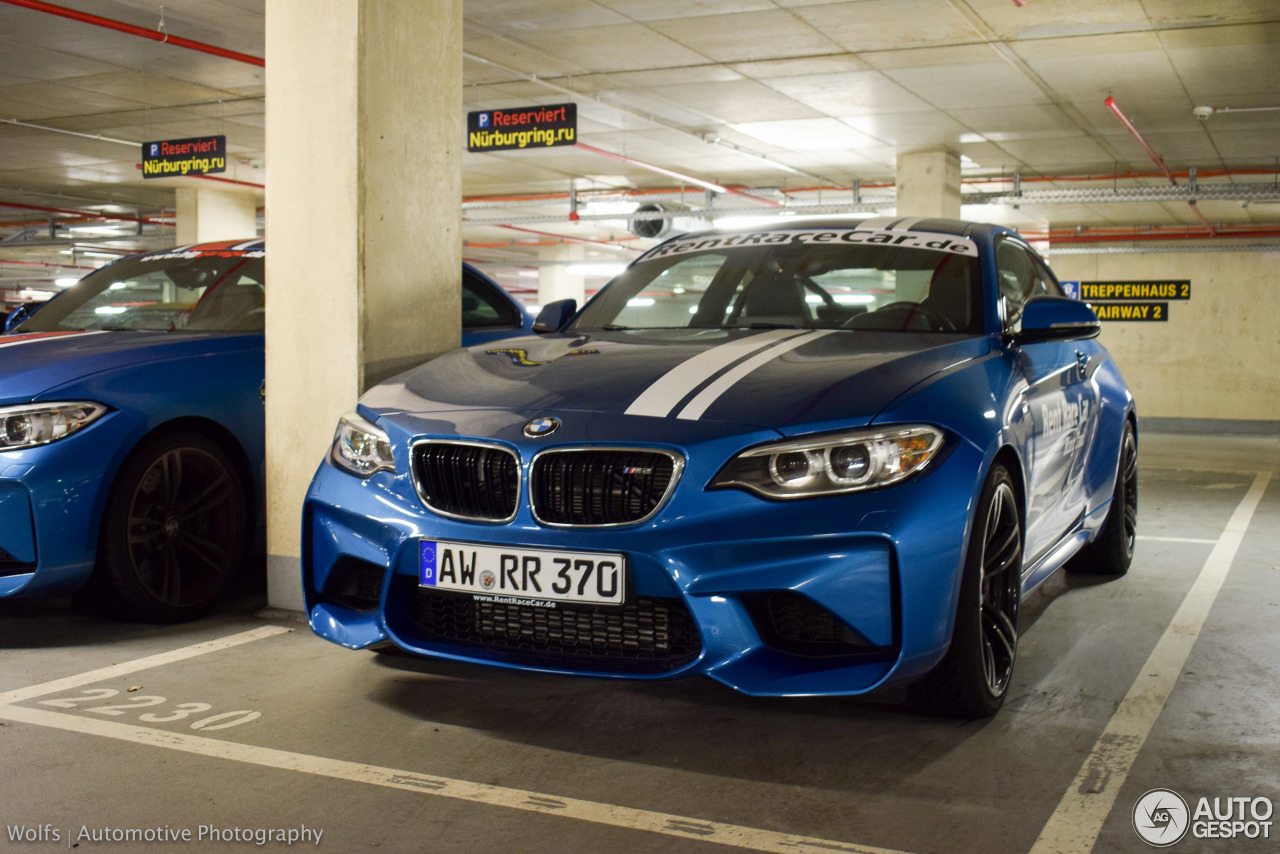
[524,416,561,438]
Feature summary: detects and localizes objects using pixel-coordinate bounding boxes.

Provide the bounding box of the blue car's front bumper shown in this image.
[302,430,987,698]
[0,411,136,597]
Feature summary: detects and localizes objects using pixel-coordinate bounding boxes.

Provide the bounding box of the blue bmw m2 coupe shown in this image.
[302,218,1137,717]
[1,240,531,622]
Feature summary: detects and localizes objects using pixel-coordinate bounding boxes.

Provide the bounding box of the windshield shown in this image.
[18,249,265,334]
[574,229,984,335]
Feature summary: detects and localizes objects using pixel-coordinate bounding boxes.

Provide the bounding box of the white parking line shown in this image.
[0,626,292,706]
[0,625,911,854]
[1030,470,1271,854]
[1136,535,1218,545]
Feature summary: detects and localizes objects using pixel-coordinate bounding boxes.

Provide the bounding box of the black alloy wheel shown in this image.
[978,479,1021,698]
[910,464,1023,718]
[94,432,248,622]
[1068,420,1137,576]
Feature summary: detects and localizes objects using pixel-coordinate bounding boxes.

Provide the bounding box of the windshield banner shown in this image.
[641,228,978,261]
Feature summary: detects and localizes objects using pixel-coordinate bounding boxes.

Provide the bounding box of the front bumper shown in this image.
[302,428,986,697]
[0,411,133,597]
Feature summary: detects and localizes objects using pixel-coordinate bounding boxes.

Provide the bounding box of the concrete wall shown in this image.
[1047,249,1280,423]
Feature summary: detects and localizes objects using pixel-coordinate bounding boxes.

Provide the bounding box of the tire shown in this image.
[92,431,249,622]
[1068,420,1137,576]
[910,465,1023,718]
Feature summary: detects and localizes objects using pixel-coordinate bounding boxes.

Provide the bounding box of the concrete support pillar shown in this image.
[537,243,586,306]
[895,149,962,219]
[264,0,462,610]
[174,187,258,244]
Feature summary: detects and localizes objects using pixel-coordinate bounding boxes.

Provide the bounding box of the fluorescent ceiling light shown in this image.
[54,277,79,287]
[713,211,877,230]
[582,201,638,216]
[67,225,130,236]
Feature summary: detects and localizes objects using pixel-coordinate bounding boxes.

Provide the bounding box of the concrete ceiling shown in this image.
[2,0,1279,299]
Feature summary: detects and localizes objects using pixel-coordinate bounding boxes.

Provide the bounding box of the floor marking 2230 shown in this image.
[0,625,915,854]
[38,688,260,731]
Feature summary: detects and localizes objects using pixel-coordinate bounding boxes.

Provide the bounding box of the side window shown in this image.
[462,272,521,330]
[995,239,1055,330]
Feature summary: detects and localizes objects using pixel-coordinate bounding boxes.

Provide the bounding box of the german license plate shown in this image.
[419,540,626,607]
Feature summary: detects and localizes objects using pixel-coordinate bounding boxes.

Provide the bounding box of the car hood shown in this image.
[0,330,261,403]
[361,328,992,433]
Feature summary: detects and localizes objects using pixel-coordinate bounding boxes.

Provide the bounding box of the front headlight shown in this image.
[331,412,396,478]
[711,425,943,499]
[0,402,108,451]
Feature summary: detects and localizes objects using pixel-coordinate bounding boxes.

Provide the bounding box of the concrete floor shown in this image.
[1,431,1276,854]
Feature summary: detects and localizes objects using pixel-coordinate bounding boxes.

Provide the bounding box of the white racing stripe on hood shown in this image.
[676,330,835,421]
[624,328,806,418]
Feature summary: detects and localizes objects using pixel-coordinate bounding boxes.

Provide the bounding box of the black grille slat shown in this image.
[412,442,519,521]
[397,581,701,674]
[533,450,676,526]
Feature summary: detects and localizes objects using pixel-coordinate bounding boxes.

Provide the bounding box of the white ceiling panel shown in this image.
[729,54,872,80]
[883,62,1052,110]
[498,23,710,73]
[762,71,935,116]
[963,0,1153,41]
[637,79,823,124]
[648,10,842,63]
[841,111,969,149]
[789,1,986,53]
[729,117,882,152]
[595,0,775,21]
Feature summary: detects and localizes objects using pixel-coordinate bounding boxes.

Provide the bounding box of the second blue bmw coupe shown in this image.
[1,240,532,621]
[302,218,1137,717]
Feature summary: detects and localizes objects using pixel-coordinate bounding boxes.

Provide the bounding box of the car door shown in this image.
[998,238,1099,564]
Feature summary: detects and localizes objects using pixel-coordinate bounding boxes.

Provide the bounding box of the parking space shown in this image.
[1,433,1276,854]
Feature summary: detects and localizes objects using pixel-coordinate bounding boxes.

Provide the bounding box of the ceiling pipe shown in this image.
[574,143,782,207]
[1104,95,1218,237]
[1103,96,1175,184]
[0,201,168,226]
[489,224,642,253]
[0,0,264,66]
[1031,228,1280,244]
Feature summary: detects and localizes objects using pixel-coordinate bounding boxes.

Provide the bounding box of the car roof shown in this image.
[137,239,266,258]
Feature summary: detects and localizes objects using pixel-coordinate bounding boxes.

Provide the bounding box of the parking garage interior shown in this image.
[1,2,1278,853]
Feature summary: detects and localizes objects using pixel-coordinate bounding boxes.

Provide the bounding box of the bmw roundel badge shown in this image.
[523,416,561,438]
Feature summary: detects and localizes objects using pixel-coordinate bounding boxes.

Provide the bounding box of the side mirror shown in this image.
[1008,295,1101,345]
[533,298,577,334]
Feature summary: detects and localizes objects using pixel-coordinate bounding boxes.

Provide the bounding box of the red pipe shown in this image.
[0,258,96,270]
[1104,96,1175,185]
[0,200,167,225]
[491,224,642,252]
[0,0,264,67]
[1044,229,1280,244]
[1104,95,1217,236]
